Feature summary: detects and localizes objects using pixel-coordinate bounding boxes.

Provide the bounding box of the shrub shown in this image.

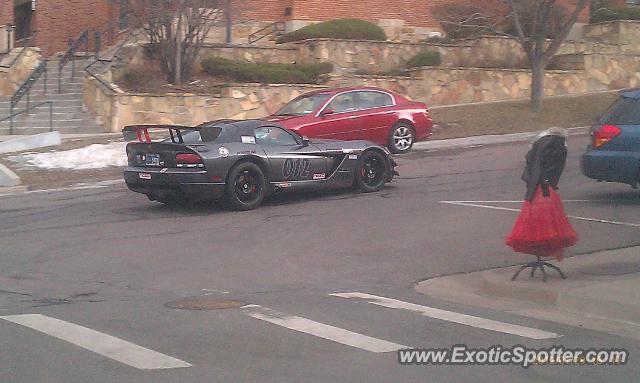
[406,51,442,68]
[591,5,640,23]
[276,19,387,43]
[432,4,502,40]
[201,57,334,84]
[118,64,163,91]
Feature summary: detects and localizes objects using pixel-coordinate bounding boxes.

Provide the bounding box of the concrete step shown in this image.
[0,125,102,135]
[0,106,88,114]
[6,100,85,108]
[30,81,85,88]
[10,93,85,100]
[6,111,90,121]
[0,127,101,135]
[0,117,92,126]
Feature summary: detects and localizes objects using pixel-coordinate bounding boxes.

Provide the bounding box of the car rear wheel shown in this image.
[388,123,415,154]
[354,150,389,193]
[224,162,266,211]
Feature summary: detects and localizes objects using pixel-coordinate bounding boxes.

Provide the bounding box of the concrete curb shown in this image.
[415,246,640,340]
[413,127,588,151]
[0,163,20,187]
[0,131,62,154]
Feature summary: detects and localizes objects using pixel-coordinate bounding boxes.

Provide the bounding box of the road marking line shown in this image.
[0,314,192,370]
[330,293,561,340]
[242,304,407,353]
[441,201,640,228]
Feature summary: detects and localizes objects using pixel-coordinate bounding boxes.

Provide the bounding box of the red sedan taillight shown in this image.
[175,153,204,168]
[592,124,621,149]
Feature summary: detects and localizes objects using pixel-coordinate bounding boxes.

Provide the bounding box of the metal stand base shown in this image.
[511,255,566,282]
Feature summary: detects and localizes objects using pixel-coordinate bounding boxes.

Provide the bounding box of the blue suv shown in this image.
[581,89,640,188]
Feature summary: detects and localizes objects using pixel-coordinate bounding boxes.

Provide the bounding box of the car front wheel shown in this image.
[224,162,266,211]
[388,123,415,154]
[354,150,389,193]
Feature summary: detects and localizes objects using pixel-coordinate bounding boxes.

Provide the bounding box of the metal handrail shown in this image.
[248,22,285,44]
[85,28,141,93]
[14,29,38,48]
[58,30,89,93]
[0,30,38,69]
[11,60,47,108]
[0,100,53,135]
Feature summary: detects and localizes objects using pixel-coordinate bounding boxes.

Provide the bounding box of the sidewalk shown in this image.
[415,247,640,341]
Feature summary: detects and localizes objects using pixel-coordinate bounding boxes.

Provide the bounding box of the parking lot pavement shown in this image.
[1,135,639,382]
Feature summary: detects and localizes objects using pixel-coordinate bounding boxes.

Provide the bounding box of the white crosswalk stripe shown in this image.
[243,304,408,353]
[330,292,561,340]
[0,314,192,370]
[1,293,563,365]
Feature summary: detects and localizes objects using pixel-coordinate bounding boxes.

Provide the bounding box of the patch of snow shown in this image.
[12,142,128,170]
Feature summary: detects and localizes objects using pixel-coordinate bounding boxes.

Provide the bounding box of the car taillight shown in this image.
[593,124,621,149]
[175,153,204,168]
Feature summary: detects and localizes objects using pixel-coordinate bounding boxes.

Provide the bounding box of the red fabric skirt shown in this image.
[506,186,578,260]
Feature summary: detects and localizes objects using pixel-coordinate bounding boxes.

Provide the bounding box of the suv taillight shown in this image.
[592,124,621,149]
[175,153,204,168]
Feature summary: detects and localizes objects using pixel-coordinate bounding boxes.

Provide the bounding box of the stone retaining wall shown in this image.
[84,77,324,133]
[584,20,640,45]
[83,20,640,132]
[88,52,640,133]
[0,48,42,96]
[199,43,299,65]
[295,37,529,73]
[327,54,640,106]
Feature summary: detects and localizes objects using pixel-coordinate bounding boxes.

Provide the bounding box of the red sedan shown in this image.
[265,87,432,153]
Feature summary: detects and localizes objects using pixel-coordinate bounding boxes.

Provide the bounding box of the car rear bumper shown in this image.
[581,149,640,186]
[124,167,225,201]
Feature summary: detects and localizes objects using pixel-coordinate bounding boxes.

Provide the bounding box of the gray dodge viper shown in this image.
[123,119,398,210]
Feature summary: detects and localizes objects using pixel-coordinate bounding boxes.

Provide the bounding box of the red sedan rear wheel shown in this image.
[388,123,415,154]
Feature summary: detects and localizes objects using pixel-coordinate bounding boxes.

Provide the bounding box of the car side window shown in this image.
[254,126,299,146]
[356,91,394,109]
[326,93,358,114]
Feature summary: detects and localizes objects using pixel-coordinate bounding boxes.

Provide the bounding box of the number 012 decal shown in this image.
[283,158,311,179]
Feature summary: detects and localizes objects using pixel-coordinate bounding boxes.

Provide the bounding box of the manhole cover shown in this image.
[578,262,640,276]
[165,298,246,310]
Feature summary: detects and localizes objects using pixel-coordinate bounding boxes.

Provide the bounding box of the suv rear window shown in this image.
[600,97,640,125]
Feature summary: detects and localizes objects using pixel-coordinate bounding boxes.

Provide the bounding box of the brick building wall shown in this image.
[0,1,14,26]
[232,0,591,38]
[233,0,293,23]
[34,0,119,55]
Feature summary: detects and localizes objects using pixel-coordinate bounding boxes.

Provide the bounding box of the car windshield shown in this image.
[599,97,640,125]
[274,93,332,116]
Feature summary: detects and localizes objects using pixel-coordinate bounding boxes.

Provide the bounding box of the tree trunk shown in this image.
[530,59,545,113]
[225,0,232,44]
[175,13,183,85]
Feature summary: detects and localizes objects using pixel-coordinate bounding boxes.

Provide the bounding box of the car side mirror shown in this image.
[321,108,335,116]
[302,137,310,147]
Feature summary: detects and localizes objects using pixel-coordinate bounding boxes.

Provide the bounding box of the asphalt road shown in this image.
[1,135,639,382]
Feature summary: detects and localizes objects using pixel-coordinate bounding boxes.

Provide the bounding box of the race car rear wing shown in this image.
[123,120,238,143]
[122,125,197,144]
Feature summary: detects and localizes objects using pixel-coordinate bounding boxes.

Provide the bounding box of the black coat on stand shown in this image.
[521,134,568,202]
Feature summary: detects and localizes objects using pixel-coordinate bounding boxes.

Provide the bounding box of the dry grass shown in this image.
[430,92,620,140]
